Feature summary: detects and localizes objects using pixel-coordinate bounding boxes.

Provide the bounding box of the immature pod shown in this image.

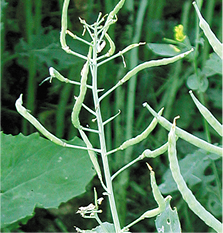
[189,90,222,136]
[143,102,222,156]
[71,49,91,129]
[60,0,69,50]
[100,49,194,101]
[120,49,193,84]
[168,117,223,233]
[107,0,125,22]
[147,163,165,211]
[119,108,164,150]
[79,130,104,190]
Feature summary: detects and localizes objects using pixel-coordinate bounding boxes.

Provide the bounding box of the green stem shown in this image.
[114,0,148,226]
[23,0,37,134]
[197,92,213,142]
[210,160,222,202]
[159,1,191,120]
[0,1,7,79]
[201,0,215,66]
[56,71,73,138]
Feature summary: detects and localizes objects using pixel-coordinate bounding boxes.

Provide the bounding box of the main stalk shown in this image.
[91,32,121,232]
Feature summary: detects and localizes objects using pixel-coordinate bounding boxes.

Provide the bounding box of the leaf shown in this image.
[171,94,196,129]
[207,88,222,109]
[1,132,95,229]
[159,149,221,194]
[15,29,88,71]
[0,0,7,14]
[75,222,115,233]
[155,197,181,233]
[202,53,222,77]
[147,43,180,57]
[207,187,222,217]
[186,69,209,92]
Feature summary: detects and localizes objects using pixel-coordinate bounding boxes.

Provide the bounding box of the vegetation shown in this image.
[1,0,222,232]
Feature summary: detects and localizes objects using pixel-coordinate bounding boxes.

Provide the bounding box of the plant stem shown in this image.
[1,1,7,79]
[91,29,121,232]
[201,0,215,66]
[56,68,74,138]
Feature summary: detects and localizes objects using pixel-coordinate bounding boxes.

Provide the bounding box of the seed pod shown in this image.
[143,102,222,156]
[49,67,69,83]
[15,94,65,147]
[105,33,116,57]
[146,163,165,211]
[189,90,222,136]
[71,48,91,129]
[120,108,164,150]
[168,117,222,233]
[79,130,104,189]
[193,1,222,59]
[120,49,193,84]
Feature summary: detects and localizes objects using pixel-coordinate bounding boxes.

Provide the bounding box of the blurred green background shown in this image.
[1,0,222,232]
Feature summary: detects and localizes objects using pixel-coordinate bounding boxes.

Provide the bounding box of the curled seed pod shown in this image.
[105,33,116,57]
[143,142,168,159]
[15,94,66,147]
[49,67,69,83]
[71,49,91,129]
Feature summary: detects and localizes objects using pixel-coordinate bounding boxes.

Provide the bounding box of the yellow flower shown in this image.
[174,24,186,42]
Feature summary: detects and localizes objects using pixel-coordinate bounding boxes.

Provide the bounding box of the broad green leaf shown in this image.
[207,88,222,109]
[75,222,115,233]
[186,69,209,92]
[0,0,7,31]
[202,53,222,77]
[155,197,181,233]
[207,187,222,217]
[15,29,88,71]
[159,149,221,194]
[0,0,7,14]
[147,43,180,57]
[1,132,95,229]
[171,94,196,129]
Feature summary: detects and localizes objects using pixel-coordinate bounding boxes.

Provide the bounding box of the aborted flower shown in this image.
[174,24,186,42]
